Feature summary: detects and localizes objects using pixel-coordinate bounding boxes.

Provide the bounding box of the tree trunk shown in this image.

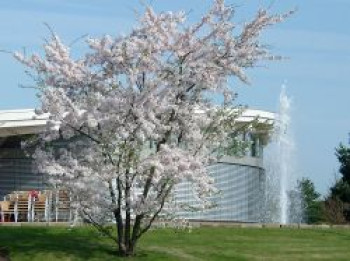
[124,181,131,255]
[117,234,136,257]
[109,179,128,256]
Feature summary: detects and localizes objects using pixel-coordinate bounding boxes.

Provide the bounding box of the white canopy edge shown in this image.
[0,109,48,137]
[0,108,275,138]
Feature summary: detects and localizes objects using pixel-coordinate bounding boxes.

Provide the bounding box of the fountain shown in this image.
[263,85,302,224]
[277,86,292,224]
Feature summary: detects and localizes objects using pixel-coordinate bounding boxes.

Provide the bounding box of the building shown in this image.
[0,109,48,199]
[0,108,274,223]
[174,109,274,223]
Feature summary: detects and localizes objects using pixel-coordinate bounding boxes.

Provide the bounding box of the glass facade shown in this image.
[174,162,265,222]
[0,136,47,200]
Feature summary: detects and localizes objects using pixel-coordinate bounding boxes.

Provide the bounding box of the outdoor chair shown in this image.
[33,194,47,221]
[0,201,12,222]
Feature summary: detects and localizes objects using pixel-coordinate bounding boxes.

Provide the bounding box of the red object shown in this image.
[29,190,39,199]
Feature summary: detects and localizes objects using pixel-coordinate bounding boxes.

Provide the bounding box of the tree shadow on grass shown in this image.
[0,246,10,261]
[0,226,117,260]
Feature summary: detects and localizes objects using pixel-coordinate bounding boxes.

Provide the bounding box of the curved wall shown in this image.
[175,162,265,223]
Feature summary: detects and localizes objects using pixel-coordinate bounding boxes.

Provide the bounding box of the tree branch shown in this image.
[82,209,118,244]
[136,184,173,240]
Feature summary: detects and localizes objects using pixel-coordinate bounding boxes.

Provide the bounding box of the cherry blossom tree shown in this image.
[16,0,290,256]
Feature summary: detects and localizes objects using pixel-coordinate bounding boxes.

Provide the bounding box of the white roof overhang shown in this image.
[0,109,48,137]
[0,108,275,138]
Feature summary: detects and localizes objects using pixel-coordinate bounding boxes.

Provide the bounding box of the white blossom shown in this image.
[16,0,289,256]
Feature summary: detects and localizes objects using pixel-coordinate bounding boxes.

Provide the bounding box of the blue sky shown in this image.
[1,0,349,195]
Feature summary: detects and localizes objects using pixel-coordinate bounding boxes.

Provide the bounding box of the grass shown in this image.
[0,225,350,260]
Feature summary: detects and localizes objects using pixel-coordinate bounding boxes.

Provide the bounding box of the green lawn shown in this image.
[0,225,350,260]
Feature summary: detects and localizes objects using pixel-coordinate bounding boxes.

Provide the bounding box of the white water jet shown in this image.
[276,86,292,224]
[263,85,301,224]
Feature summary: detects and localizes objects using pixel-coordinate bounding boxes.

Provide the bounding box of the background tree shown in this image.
[336,144,350,184]
[330,180,350,204]
[16,0,290,256]
[297,178,324,224]
[326,143,350,222]
[324,197,346,224]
